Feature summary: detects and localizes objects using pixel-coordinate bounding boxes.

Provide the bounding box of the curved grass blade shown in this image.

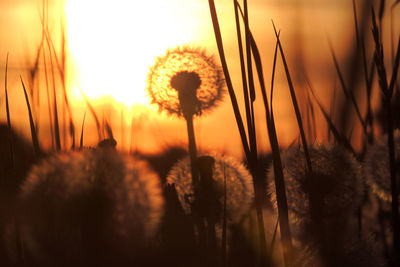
[21,76,41,157]
[237,10,293,262]
[272,21,312,174]
[5,53,16,168]
[79,112,86,150]
[328,39,368,136]
[208,0,250,160]
[79,88,102,141]
[306,78,357,157]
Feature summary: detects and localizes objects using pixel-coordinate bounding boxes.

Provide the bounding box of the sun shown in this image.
[65,0,198,106]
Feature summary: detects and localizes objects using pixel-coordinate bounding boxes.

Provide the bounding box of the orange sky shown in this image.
[0,0,399,158]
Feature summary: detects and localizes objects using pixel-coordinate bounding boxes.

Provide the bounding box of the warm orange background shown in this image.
[0,0,398,158]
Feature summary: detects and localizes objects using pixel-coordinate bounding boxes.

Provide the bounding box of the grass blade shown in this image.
[234,2,270,260]
[4,53,15,169]
[79,88,102,141]
[233,0,252,157]
[47,43,61,151]
[42,44,55,150]
[21,76,41,157]
[243,0,258,159]
[372,7,400,263]
[353,0,374,143]
[240,14,293,263]
[389,35,400,93]
[208,0,250,160]
[328,39,368,138]
[79,112,86,150]
[272,21,312,173]
[306,78,357,156]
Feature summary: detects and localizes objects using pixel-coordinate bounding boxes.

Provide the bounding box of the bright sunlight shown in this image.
[65,0,199,106]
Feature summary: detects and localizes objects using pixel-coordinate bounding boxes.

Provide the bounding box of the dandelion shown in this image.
[147,46,225,118]
[364,130,400,202]
[166,154,254,223]
[19,146,164,264]
[268,144,363,225]
[147,46,225,223]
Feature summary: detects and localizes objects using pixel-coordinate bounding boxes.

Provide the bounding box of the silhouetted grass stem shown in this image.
[372,7,400,263]
[21,77,40,157]
[208,0,250,160]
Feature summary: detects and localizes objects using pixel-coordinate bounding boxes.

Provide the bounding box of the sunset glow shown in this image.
[65,0,198,106]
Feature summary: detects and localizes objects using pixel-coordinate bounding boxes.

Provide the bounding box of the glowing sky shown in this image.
[65,0,213,106]
[1,0,397,155]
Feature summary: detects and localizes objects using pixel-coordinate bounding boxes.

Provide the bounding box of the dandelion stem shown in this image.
[185,115,207,247]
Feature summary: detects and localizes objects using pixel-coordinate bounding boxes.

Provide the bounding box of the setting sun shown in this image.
[65,0,200,106]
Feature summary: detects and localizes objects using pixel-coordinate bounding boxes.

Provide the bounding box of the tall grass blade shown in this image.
[57,23,75,149]
[239,15,292,262]
[208,0,250,159]
[306,79,356,156]
[388,35,400,93]
[234,2,269,260]
[272,22,312,173]
[353,0,374,142]
[372,7,400,263]
[42,44,55,150]
[105,120,114,140]
[21,77,40,157]
[79,89,102,141]
[47,44,61,151]
[243,0,258,159]
[233,0,252,156]
[328,39,368,137]
[4,53,15,169]
[265,37,293,265]
[305,90,317,142]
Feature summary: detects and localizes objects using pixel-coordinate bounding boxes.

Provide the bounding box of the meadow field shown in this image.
[0,0,399,266]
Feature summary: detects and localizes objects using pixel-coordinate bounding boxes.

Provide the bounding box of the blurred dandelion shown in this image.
[147,46,225,118]
[268,144,363,224]
[19,146,163,264]
[166,154,254,223]
[364,130,400,202]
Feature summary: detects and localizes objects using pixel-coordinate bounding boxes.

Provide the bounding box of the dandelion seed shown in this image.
[146,46,225,118]
[19,147,163,264]
[268,144,363,224]
[166,154,254,223]
[364,130,400,202]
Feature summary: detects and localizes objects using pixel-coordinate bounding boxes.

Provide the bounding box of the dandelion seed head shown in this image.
[19,148,163,262]
[364,130,400,202]
[166,154,254,223]
[268,144,363,224]
[147,46,225,117]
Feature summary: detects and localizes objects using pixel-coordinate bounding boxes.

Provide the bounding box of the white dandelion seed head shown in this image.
[364,129,400,202]
[146,45,225,118]
[268,144,363,224]
[166,153,254,223]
